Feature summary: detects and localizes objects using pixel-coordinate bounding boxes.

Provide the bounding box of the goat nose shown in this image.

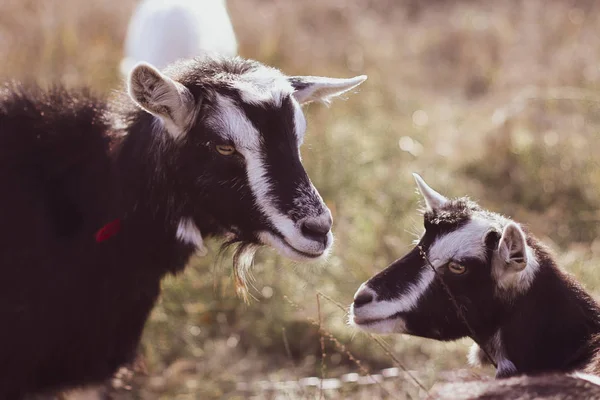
[300,215,332,244]
[353,289,374,308]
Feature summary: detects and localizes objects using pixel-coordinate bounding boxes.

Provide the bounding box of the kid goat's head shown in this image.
[350,174,540,340]
[126,57,366,264]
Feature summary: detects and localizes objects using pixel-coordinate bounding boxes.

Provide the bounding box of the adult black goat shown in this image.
[0,56,366,398]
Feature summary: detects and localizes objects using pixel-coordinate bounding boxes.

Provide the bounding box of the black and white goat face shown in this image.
[127,57,366,261]
[350,174,539,340]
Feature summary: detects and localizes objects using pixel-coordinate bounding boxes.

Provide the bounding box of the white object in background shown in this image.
[120,0,238,76]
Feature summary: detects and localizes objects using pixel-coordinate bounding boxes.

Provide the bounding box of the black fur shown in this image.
[0,57,326,398]
[499,236,600,376]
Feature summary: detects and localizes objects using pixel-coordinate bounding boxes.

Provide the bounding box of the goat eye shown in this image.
[448,261,467,275]
[216,144,236,156]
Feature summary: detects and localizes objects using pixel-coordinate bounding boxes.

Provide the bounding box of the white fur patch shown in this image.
[229,66,306,145]
[293,98,307,145]
[468,343,486,367]
[232,66,294,107]
[428,217,496,266]
[176,217,208,256]
[571,372,600,386]
[207,94,261,150]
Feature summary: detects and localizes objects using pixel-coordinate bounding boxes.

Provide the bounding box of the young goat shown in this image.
[350,174,600,379]
[120,0,238,76]
[0,56,366,398]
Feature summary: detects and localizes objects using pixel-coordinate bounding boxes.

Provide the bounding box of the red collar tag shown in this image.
[95,218,121,243]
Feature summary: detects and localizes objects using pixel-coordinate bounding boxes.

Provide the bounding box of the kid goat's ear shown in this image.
[288,75,367,105]
[128,62,196,140]
[413,173,449,211]
[497,222,528,272]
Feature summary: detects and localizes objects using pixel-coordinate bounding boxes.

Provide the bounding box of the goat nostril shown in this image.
[353,292,374,307]
[301,218,331,243]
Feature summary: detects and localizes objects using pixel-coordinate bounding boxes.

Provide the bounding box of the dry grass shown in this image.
[3,0,600,398]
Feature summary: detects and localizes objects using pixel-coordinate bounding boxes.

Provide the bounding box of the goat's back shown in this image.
[0,84,153,397]
[0,83,116,248]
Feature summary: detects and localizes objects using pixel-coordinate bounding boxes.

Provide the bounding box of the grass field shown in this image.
[2,0,600,398]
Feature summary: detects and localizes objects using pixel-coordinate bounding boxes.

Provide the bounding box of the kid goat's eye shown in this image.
[448,261,467,275]
[216,144,236,156]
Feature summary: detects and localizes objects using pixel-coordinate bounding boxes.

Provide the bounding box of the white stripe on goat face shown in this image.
[232,68,294,108]
[230,71,308,145]
[207,94,261,151]
[205,93,322,257]
[292,99,307,145]
[230,67,308,143]
[427,217,495,267]
[356,217,495,323]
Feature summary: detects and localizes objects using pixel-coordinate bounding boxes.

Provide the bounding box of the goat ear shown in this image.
[128,62,195,140]
[288,75,367,105]
[413,173,449,211]
[497,222,528,272]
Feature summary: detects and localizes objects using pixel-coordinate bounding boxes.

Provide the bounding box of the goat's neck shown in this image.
[109,114,216,273]
[481,242,600,378]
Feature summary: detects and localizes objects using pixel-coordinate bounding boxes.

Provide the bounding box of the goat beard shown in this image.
[218,236,262,303]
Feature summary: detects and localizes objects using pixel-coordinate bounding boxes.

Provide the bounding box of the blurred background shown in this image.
[2,0,600,398]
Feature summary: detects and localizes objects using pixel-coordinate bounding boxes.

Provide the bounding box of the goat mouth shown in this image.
[283,242,324,259]
[257,231,326,261]
[351,312,407,334]
[351,311,406,326]
[281,236,326,258]
[352,316,394,326]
